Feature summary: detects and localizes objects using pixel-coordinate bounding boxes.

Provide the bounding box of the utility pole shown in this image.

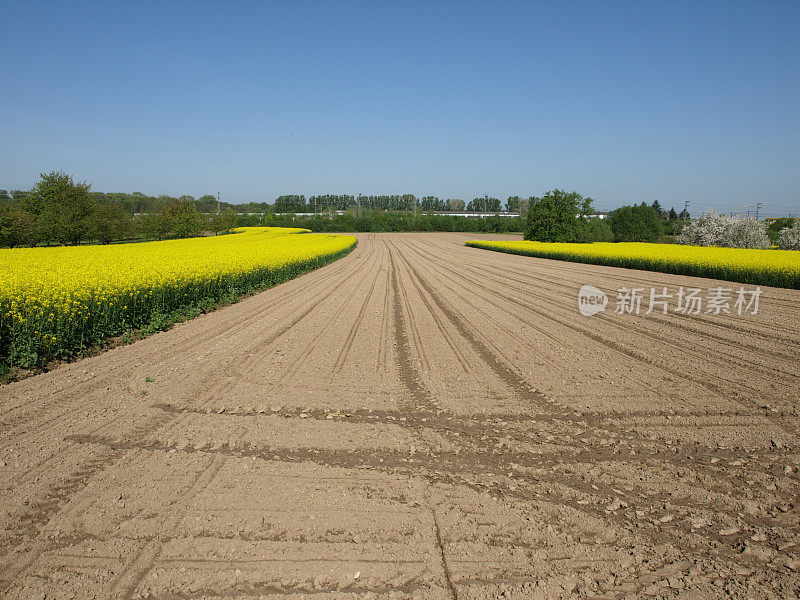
[756,202,763,220]
[217,192,220,215]
[683,200,690,219]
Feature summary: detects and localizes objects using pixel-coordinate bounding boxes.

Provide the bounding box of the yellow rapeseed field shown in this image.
[465,240,800,289]
[1,227,356,369]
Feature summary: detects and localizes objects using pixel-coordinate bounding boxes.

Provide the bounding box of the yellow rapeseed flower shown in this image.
[1,227,356,367]
[465,240,800,289]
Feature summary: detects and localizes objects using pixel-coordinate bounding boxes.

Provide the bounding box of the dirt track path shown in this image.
[1,232,799,599]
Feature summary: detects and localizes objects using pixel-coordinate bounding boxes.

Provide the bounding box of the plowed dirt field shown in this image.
[1,233,798,599]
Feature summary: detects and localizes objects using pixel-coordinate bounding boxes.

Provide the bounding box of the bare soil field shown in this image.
[1,232,799,599]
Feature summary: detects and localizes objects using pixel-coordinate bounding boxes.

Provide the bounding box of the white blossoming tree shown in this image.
[777,221,800,250]
[677,210,770,249]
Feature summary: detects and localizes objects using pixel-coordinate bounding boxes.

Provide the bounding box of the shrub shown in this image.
[609,204,663,242]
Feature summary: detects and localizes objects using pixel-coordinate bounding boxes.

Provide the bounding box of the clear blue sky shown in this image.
[2,1,798,216]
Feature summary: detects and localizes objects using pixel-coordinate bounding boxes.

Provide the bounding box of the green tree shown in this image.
[651,200,663,217]
[136,213,171,240]
[90,202,132,243]
[10,190,30,203]
[506,196,524,212]
[399,194,419,213]
[196,194,219,213]
[609,204,663,242]
[0,204,37,247]
[525,189,594,242]
[585,217,614,242]
[25,171,97,245]
[467,197,501,212]
[209,209,238,235]
[448,198,465,211]
[163,200,204,238]
[420,196,440,211]
[274,195,307,212]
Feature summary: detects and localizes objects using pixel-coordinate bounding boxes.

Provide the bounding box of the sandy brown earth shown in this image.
[1,232,799,600]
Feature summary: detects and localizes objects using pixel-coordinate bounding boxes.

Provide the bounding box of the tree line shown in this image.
[265,212,523,233]
[0,172,550,248]
[0,188,271,215]
[524,191,690,244]
[2,172,714,249]
[0,172,254,247]
[275,194,507,212]
[0,173,533,247]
